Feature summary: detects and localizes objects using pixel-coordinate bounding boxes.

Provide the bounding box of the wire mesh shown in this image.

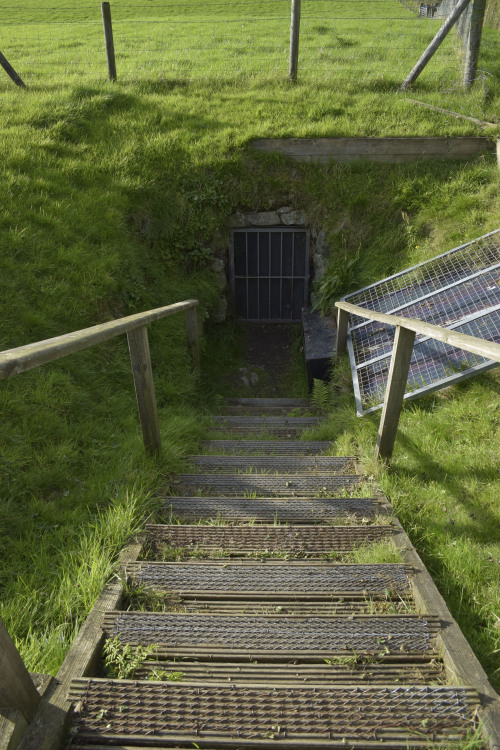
[0,0,482,88]
[343,229,500,413]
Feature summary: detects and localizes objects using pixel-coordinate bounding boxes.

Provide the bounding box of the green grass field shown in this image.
[2,0,500,125]
[0,0,499,694]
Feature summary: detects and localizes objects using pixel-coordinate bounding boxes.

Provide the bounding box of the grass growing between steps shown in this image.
[0,406,210,675]
[314,357,500,692]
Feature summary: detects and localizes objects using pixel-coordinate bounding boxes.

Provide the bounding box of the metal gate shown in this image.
[230,227,309,321]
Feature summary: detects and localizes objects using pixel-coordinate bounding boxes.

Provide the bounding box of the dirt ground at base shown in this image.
[221,322,308,398]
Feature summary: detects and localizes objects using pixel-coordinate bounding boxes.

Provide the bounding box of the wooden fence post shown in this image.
[374,325,416,462]
[0,618,40,723]
[0,50,26,88]
[185,307,200,372]
[101,2,117,81]
[400,0,472,90]
[289,0,301,81]
[335,307,349,358]
[463,0,487,86]
[127,325,162,456]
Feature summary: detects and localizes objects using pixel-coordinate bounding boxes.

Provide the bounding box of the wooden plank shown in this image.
[17,543,142,750]
[250,137,491,163]
[335,300,500,364]
[185,306,200,372]
[0,299,198,380]
[288,0,301,81]
[302,308,336,387]
[0,710,27,750]
[380,503,500,750]
[0,50,26,88]
[127,325,162,456]
[336,308,349,357]
[0,619,40,722]
[400,0,473,90]
[375,326,416,462]
[101,2,117,82]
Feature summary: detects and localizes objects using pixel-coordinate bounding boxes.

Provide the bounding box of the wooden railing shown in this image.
[0,300,200,736]
[0,299,200,457]
[335,300,500,461]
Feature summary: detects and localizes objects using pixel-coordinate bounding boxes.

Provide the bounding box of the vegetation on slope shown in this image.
[0,0,498,688]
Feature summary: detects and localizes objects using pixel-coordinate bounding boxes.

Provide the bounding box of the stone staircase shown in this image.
[67,398,483,748]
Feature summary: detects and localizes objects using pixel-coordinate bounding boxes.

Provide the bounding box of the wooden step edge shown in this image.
[379,489,500,750]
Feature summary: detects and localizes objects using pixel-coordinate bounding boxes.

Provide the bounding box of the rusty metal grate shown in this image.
[186,455,357,474]
[199,440,334,454]
[103,612,439,653]
[144,524,395,555]
[127,561,411,597]
[69,680,479,744]
[178,598,414,616]
[231,227,310,321]
[212,416,320,428]
[133,659,445,685]
[174,473,364,497]
[159,496,388,523]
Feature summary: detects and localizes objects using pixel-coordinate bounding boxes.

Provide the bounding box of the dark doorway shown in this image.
[231,227,309,321]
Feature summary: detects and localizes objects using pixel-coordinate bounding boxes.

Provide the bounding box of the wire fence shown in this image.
[0,0,493,89]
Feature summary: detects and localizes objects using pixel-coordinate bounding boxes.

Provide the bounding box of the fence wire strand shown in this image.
[0,0,484,86]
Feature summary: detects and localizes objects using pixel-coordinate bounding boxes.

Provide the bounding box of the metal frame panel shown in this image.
[342,229,500,415]
[230,227,310,321]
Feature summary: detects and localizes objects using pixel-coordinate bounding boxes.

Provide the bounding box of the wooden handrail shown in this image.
[335,300,500,363]
[0,300,199,379]
[335,300,500,461]
[0,299,200,456]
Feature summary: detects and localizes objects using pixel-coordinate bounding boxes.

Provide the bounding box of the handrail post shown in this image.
[0,618,41,723]
[336,307,349,357]
[375,325,416,462]
[127,325,162,456]
[185,306,200,373]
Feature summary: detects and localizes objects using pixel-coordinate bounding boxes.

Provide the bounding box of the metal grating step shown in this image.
[210,416,320,435]
[199,439,334,455]
[219,406,317,416]
[103,612,440,654]
[212,416,320,427]
[145,524,396,556]
[174,473,364,497]
[185,455,357,474]
[133,659,445,685]
[159,496,389,524]
[126,561,412,598]
[69,680,479,746]
[225,398,312,406]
